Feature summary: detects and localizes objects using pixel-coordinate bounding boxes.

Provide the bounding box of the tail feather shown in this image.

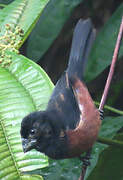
[67,19,96,80]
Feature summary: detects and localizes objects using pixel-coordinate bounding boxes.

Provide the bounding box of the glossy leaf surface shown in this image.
[0,51,54,179]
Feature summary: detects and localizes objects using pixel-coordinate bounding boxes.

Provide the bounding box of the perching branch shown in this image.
[95,101,123,115]
[80,17,123,180]
[99,16,123,111]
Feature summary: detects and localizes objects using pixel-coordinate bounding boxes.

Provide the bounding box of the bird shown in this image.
[20,19,101,160]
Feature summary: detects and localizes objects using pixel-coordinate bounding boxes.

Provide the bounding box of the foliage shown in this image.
[85,3,123,81]
[0,0,51,179]
[26,0,84,62]
[0,0,123,180]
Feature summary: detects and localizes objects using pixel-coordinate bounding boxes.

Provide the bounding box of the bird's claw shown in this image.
[79,151,91,167]
[99,109,104,120]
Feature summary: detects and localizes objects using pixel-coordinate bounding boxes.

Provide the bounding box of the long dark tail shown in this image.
[67,19,96,80]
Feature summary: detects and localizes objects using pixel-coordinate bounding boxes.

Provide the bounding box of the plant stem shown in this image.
[99,17,123,111]
[95,101,123,115]
[98,137,123,148]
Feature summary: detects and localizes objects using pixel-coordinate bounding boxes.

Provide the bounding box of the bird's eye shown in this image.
[30,129,36,135]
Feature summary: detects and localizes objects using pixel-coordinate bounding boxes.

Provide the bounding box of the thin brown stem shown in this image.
[79,149,92,180]
[79,165,88,180]
[99,17,123,111]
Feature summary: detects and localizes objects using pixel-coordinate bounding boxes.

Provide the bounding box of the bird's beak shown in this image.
[22,138,37,153]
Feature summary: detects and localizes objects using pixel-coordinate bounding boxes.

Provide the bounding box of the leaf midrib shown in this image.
[0,118,21,179]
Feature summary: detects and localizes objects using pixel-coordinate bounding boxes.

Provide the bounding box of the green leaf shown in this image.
[87,133,123,180]
[0,0,49,47]
[21,174,43,180]
[98,116,123,138]
[0,51,54,179]
[85,3,123,81]
[85,116,123,180]
[26,0,84,62]
[40,158,81,180]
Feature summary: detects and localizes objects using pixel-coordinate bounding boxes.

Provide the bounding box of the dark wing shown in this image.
[47,72,80,130]
[47,19,95,130]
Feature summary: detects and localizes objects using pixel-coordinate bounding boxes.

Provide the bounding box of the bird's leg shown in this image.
[79,149,91,166]
[79,149,92,180]
[99,109,104,120]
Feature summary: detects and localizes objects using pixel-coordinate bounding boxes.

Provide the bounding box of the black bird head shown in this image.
[20,111,68,159]
[21,111,53,152]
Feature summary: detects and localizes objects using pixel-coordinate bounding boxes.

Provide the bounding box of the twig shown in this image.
[79,17,123,180]
[79,149,92,180]
[79,165,88,180]
[98,137,123,148]
[95,101,123,115]
[99,16,123,111]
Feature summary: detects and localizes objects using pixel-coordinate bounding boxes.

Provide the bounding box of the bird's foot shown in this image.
[99,109,104,120]
[79,150,91,167]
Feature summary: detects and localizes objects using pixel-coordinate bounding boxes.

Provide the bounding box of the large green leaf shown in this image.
[87,133,123,180]
[0,51,54,179]
[0,0,49,47]
[85,3,123,81]
[85,116,123,180]
[26,0,84,62]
